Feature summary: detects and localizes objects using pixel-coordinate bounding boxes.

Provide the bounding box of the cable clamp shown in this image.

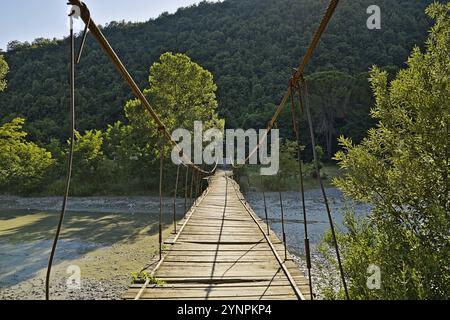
[68,4,81,19]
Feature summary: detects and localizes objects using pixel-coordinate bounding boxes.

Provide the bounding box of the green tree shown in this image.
[0,118,54,193]
[278,140,300,189]
[126,52,224,136]
[0,55,8,92]
[125,52,224,170]
[104,121,134,162]
[324,3,450,299]
[70,129,112,194]
[307,71,356,159]
[103,121,140,181]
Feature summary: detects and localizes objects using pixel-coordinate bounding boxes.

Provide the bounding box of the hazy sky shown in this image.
[0,0,218,50]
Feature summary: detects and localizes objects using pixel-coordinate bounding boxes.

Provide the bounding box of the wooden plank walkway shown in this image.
[123,171,311,300]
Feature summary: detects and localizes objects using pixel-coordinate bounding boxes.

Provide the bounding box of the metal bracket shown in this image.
[68,2,90,64]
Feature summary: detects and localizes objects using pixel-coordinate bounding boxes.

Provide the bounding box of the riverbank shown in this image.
[0,197,179,300]
[238,164,341,192]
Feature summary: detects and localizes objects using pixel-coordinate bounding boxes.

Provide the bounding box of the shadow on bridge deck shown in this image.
[123,171,310,300]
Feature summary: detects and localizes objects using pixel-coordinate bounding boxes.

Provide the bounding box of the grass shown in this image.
[130,272,166,286]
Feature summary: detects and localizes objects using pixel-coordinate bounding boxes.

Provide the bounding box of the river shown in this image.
[0,189,370,299]
[246,188,370,255]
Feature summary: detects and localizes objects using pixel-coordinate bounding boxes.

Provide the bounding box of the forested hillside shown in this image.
[0,0,440,150]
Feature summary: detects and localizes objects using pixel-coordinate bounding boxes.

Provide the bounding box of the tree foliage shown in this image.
[0,55,8,92]
[0,118,54,193]
[0,0,441,150]
[306,71,357,158]
[324,3,450,299]
[125,52,224,159]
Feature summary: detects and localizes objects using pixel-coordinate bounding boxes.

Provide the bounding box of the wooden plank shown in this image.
[123,286,297,299]
[163,256,277,263]
[123,170,310,300]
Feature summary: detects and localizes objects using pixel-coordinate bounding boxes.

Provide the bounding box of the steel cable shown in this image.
[45,12,76,300]
[173,163,181,234]
[299,77,349,299]
[290,86,314,299]
[158,134,165,261]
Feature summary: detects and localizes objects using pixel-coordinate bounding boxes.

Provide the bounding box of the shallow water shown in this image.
[0,197,186,288]
[0,190,370,289]
[245,188,371,255]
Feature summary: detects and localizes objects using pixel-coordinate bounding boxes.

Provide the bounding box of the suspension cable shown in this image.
[173,163,181,234]
[233,0,340,167]
[290,84,314,299]
[76,15,90,64]
[299,76,349,299]
[184,166,189,217]
[277,174,288,261]
[295,0,339,77]
[196,172,201,199]
[158,132,165,261]
[189,169,195,207]
[45,10,77,300]
[67,0,215,175]
[260,176,270,235]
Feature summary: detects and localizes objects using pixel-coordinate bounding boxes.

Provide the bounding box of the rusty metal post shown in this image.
[172,164,181,234]
[260,175,270,235]
[158,133,165,261]
[278,176,288,261]
[184,166,189,216]
[189,169,195,207]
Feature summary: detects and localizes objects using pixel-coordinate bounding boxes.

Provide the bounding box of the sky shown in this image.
[0,0,217,51]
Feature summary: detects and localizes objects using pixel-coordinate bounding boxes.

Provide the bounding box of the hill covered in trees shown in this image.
[0,0,442,153]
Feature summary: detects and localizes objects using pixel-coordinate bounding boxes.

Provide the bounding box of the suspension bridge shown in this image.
[45,0,348,300]
[124,171,310,300]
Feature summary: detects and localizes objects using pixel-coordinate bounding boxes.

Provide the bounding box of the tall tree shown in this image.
[324,3,450,299]
[126,52,224,135]
[125,52,224,162]
[306,71,356,159]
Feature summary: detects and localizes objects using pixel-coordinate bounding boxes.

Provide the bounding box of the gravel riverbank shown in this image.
[0,196,177,300]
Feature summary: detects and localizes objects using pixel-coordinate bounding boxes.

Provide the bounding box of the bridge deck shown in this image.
[123,171,311,300]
